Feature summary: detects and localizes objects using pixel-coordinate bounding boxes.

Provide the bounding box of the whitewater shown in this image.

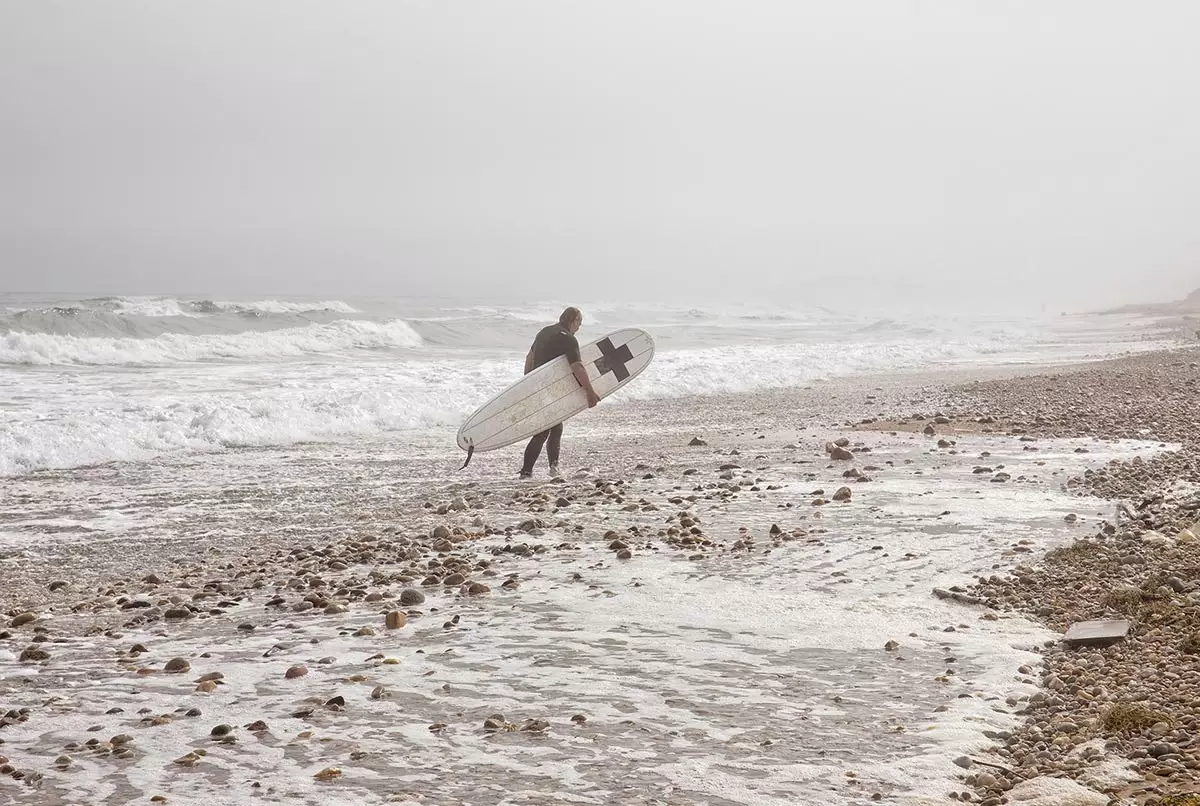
[0,293,1170,477]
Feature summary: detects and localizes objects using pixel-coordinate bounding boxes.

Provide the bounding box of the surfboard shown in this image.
[456,327,655,467]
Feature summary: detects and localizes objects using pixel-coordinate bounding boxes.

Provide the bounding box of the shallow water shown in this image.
[0,395,1168,806]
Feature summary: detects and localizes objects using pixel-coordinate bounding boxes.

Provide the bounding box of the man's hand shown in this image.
[570,361,601,408]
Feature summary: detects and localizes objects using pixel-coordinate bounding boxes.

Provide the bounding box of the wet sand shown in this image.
[1,348,1196,806]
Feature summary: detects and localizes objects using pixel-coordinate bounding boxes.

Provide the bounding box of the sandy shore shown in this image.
[1,347,1197,805]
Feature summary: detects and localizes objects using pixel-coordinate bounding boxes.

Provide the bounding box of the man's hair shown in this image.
[559,306,581,327]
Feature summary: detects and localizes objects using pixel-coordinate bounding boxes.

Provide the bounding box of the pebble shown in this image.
[399,588,425,606]
[285,665,308,679]
[164,657,190,673]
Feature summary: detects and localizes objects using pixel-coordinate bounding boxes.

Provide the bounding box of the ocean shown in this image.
[0,293,1170,478]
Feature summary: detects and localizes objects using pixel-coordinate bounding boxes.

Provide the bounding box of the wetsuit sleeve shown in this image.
[564,335,581,365]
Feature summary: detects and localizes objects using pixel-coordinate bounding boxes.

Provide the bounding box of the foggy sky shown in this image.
[2,1,1198,312]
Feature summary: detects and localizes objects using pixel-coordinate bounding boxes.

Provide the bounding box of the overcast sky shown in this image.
[1,1,1198,312]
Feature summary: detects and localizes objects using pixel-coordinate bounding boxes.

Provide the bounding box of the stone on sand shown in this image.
[1004,777,1107,805]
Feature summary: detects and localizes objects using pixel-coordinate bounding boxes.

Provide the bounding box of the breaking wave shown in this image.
[0,319,423,366]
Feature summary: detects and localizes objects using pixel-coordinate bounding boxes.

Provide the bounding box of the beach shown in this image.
[3,319,1197,805]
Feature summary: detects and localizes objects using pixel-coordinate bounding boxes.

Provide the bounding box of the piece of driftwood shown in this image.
[1063,619,1130,647]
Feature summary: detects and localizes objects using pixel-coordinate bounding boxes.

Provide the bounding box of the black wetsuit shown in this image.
[520,324,581,475]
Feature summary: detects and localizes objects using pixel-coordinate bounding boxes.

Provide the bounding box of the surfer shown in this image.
[518,306,600,478]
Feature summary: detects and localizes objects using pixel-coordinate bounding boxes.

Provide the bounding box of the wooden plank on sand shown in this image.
[1063,619,1130,647]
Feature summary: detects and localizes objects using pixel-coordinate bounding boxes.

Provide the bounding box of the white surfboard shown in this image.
[457,327,655,466]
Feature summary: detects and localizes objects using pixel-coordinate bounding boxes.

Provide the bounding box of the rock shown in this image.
[18,647,49,662]
[164,608,192,620]
[467,582,491,595]
[431,525,451,540]
[884,640,900,651]
[285,665,308,679]
[210,724,233,737]
[1004,776,1108,805]
[688,437,707,446]
[164,658,190,673]
[830,446,853,461]
[832,487,852,502]
[953,755,973,769]
[399,588,425,606]
[10,612,37,628]
[1142,531,1173,547]
[385,611,407,629]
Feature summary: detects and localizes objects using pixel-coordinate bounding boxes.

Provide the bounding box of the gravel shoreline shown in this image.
[945,347,1200,806]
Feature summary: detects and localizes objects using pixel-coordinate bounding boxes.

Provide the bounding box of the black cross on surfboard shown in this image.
[593,337,634,382]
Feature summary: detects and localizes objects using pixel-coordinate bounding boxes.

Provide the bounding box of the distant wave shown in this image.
[856,318,938,337]
[205,299,360,316]
[0,296,365,340]
[0,319,423,366]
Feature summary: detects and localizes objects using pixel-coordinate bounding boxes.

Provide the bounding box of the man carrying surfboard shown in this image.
[518,306,600,478]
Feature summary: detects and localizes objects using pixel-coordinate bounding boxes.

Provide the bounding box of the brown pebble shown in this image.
[10,612,37,628]
[385,611,407,630]
[285,665,308,679]
[164,658,190,673]
[467,583,490,595]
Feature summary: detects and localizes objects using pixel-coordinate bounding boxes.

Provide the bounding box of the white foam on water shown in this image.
[0,324,1176,478]
[0,428,1166,805]
[0,318,423,366]
[103,296,199,318]
[209,299,361,315]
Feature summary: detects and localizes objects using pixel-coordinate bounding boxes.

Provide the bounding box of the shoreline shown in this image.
[946,346,1200,806]
[1,343,1197,805]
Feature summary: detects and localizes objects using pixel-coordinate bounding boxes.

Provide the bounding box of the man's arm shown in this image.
[563,339,599,406]
[571,361,601,408]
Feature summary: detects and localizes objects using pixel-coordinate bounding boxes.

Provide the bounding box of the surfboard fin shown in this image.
[459,443,474,470]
